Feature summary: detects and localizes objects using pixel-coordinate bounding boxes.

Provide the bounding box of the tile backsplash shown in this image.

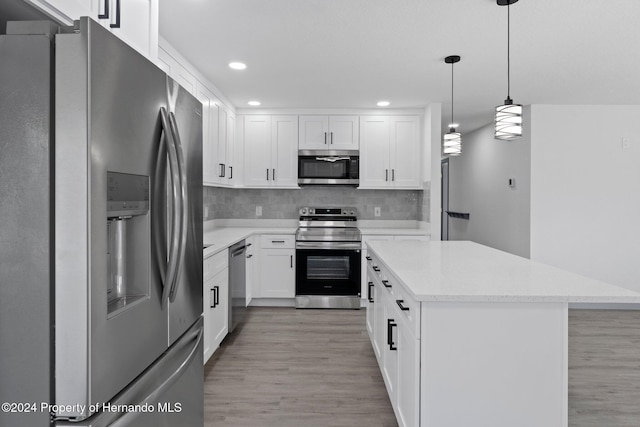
[204,185,429,221]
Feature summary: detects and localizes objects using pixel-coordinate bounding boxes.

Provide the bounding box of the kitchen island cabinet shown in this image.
[366,240,640,427]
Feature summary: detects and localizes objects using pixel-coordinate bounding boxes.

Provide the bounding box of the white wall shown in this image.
[530,105,640,292]
[447,109,531,258]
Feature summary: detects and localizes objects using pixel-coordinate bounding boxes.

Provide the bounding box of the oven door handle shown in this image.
[295,241,362,250]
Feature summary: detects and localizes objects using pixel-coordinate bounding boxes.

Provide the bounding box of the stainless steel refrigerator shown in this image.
[0,17,203,426]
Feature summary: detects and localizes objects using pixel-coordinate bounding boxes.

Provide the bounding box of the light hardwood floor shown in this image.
[204,307,398,427]
[205,307,640,427]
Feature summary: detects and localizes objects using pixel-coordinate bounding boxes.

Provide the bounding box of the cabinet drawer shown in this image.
[260,234,295,249]
[392,283,419,338]
[204,249,228,280]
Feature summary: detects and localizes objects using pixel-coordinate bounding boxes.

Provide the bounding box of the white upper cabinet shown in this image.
[242,115,298,188]
[195,81,219,185]
[298,115,359,150]
[25,0,158,60]
[359,115,421,189]
[157,47,197,94]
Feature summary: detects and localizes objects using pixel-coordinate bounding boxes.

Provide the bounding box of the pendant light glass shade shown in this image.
[443,130,462,156]
[495,99,523,140]
[443,55,462,156]
[495,0,523,141]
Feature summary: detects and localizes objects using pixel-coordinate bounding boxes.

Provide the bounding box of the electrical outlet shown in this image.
[374,207,381,217]
[256,206,262,217]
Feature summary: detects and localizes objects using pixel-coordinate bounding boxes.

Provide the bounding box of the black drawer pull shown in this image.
[367,281,374,303]
[382,280,391,288]
[396,299,410,311]
[373,266,380,272]
[366,256,372,261]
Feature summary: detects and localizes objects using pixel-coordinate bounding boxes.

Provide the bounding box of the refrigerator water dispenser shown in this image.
[106,171,150,316]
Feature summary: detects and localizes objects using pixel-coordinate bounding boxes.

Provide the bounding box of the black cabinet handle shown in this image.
[210,288,215,308]
[396,299,410,311]
[392,169,395,181]
[271,240,285,244]
[367,281,374,303]
[366,256,372,261]
[324,132,328,144]
[109,0,120,28]
[290,255,293,268]
[273,168,276,181]
[387,319,397,351]
[229,166,233,179]
[382,280,391,288]
[266,169,269,181]
[214,285,219,307]
[330,132,333,144]
[385,169,389,181]
[219,163,225,178]
[98,0,110,19]
[373,266,380,272]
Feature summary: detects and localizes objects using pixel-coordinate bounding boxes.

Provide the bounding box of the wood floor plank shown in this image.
[204,307,398,427]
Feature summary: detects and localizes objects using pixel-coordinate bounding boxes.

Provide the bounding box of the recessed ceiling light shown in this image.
[229,62,247,70]
[248,101,261,106]
[377,101,390,107]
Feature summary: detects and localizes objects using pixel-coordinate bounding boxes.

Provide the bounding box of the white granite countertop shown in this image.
[202,219,430,257]
[367,240,640,304]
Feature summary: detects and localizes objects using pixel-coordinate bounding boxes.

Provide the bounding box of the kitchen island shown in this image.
[365,240,640,427]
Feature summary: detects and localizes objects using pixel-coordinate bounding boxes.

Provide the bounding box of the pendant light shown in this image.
[443,55,462,156]
[495,0,523,140]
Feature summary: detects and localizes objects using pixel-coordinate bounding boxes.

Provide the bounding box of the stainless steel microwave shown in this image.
[298,150,359,185]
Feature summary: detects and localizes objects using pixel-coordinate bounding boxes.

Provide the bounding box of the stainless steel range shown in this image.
[295,207,362,309]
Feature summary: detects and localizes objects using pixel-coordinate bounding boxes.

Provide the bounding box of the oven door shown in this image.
[295,247,361,296]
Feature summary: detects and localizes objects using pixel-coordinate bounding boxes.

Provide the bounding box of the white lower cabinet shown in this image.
[203,249,229,364]
[367,253,420,427]
[253,234,295,299]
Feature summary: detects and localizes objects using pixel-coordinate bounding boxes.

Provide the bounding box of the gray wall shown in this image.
[447,108,531,258]
[204,186,425,221]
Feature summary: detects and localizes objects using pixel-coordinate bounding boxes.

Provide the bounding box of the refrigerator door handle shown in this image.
[159,107,181,308]
[167,112,189,303]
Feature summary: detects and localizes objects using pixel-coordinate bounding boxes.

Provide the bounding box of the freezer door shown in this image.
[55,18,171,420]
[55,318,204,427]
[165,78,203,346]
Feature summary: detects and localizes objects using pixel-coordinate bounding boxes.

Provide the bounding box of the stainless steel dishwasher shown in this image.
[228,240,247,333]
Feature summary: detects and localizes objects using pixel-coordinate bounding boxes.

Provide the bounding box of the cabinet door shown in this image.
[373,279,386,363]
[226,112,236,186]
[359,116,390,188]
[328,115,359,149]
[396,320,420,427]
[260,249,295,298]
[195,82,219,185]
[157,47,197,94]
[298,115,328,149]
[204,268,228,363]
[23,0,96,25]
[217,107,229,182]
[242,115,272,187]
[390,116,421,188]
[98,0,158,60]
[271,115,298,187]
[382,297,399,401]
[365,277,376,341]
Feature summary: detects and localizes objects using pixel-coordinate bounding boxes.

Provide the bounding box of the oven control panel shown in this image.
[299,207,357,217]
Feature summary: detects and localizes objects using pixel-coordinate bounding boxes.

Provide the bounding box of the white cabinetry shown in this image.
[360,116,421,189]
[298,115,359,150]
[25,0,158,60]
[254,234,295,298]
[157,47,197,94]
[366,253,420,427]
[245,236,255,306]
[203,249,229,363]
[242,115,298,188]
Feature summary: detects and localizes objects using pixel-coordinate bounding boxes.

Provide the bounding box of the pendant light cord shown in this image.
[451,61,454,129]
[507,2,511,100]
